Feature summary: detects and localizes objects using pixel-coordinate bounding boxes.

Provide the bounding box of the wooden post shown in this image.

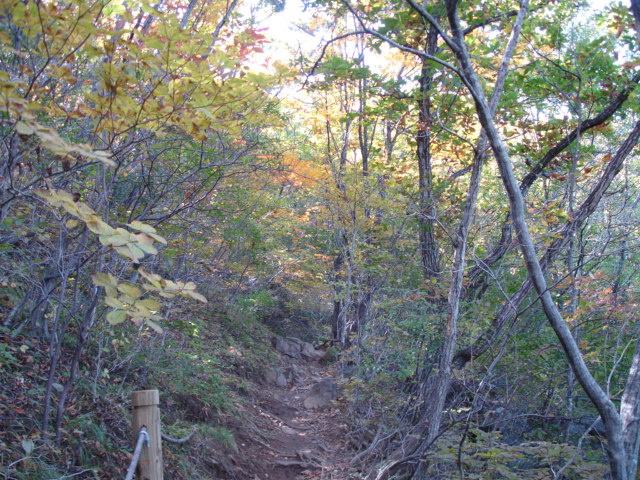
[132,390,163,480]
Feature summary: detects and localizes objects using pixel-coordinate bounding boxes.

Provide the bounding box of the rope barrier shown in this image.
[124,427,150,480]
[161,430,196,444]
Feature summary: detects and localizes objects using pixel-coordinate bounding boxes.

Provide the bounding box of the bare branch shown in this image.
[340,0,463,76]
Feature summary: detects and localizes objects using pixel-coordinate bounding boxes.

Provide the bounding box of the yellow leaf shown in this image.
[105,285,117,298]
[145,319,163,333]
[134,303,151,317]
[163,280,180,292]
[128,243,146,260]
[135,232,154,246]
[100,233,130,247]
[183,290,208,303]
[91,272,117,288]
[15,121,34,135]
[128,220,157,234]
[115,244,145,261]
[117,283,142,300]
[86,216,115,236]
[105,296,126,309]
[139,269,162,288]
[136,298,161,311]
[146,231,167,245]
[107,310,127,325]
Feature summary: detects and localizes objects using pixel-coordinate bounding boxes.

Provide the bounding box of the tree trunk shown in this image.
[621,338,640,480]
[441,1,640,474]
[54,289,101,446]
[463,75,639,299]
[332,251,345,342]
[416,24,441,283]
[409,5,530,477]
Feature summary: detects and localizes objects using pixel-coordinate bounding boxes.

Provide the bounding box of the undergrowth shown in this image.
[0,287,290,480]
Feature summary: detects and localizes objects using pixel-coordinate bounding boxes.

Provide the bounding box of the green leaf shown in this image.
[100,233,130,247]
[117,283,142,300]
[145,319,163,333]
[21,439,34,455]
[91,272,117,287]
[136,298,161,311]
[15,121,34,135]
[104,296,126,309]
[183,290,208,303]
[128,220,157,234]
[107,309,127,325]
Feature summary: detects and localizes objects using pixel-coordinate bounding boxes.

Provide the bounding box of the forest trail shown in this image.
[235,338,357,480]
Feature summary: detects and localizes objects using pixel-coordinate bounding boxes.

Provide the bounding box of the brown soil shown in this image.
[232,353,360,479]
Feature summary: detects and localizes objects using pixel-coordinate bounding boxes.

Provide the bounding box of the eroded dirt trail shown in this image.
[236,338,357,479]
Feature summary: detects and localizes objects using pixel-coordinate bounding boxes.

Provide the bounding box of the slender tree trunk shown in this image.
[416,24,441,283]
[412,147,486,478]
[632,0,640,45]
[564,86,583,442]
[612,239,628,305]
[354,47,377,337]
[463,76,640,299]
[440,2,640,474]
[180,0,198,29]
[621,337,640,480]
[408,24,447,449]
[43,231,87,432]
[409,6,530,477]
[332,251,345,341]
[54,289,101,446]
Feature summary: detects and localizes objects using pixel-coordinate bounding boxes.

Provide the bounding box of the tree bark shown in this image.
[621,337,640,480]
[454,119,640,371]
[439,0,639,474]
[632,0,640,45]
[407,4,530,477]
[464,74,640,298]
[416,24,441,283]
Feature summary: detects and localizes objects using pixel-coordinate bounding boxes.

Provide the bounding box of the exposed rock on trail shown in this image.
[271,336,327,361]
[303,379,338,410]
[234,336,357,479]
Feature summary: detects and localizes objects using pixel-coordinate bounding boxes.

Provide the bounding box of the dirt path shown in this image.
[235,342,358,479]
